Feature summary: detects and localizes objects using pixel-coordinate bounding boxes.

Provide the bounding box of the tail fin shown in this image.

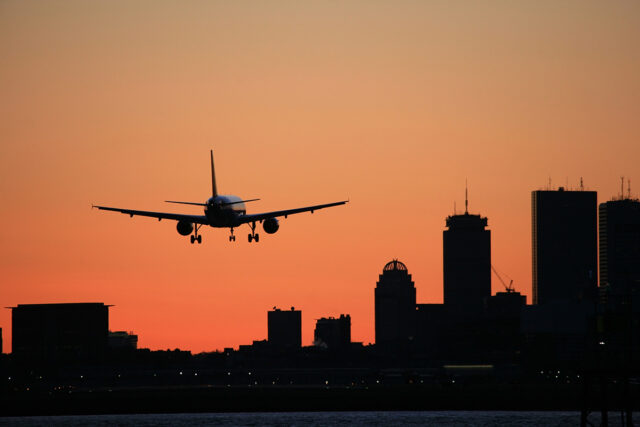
[210,150,218,197]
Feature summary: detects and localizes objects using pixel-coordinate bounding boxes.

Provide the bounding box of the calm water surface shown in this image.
[1,411,637,426]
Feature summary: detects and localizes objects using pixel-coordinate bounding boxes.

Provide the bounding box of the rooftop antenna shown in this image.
[454,201,457,215]
[621,176,625,200]
[628,178,632,199]
[548,176,552,190]
[580,177,584,191]
[465,179,469,214]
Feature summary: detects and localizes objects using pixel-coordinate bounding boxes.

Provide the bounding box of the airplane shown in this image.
[93,150,348,244]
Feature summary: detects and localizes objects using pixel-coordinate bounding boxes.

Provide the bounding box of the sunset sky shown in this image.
[1,1,639,353]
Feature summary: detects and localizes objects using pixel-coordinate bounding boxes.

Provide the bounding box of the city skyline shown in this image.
[2,1,639,353]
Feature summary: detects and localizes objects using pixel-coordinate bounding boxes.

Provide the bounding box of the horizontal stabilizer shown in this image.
[165,200,207,206]
[221,198,260,206]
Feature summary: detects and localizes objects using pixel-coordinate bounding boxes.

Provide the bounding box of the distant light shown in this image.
[599,341,605,345]
[194,373,198,376]
[179,371,183,375]
[325,380,329,385]
[227,372,231,376]
[80,375,83,379]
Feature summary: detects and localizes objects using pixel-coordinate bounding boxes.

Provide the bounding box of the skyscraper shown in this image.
[375,260,416,347]
[268,307,302,349]
[443,202,491,313]
[599,198,640,293]
[532,188,597,305]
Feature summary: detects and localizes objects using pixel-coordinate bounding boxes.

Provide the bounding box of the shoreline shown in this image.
[3,383,639,416]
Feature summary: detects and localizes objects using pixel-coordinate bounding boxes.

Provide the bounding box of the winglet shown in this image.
[210,150,218,197]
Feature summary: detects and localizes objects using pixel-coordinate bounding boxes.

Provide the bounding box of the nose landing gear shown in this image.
[229,228,236,242]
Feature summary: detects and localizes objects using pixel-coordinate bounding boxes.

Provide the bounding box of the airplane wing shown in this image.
[93,205,210,225]
[238,200,348,224]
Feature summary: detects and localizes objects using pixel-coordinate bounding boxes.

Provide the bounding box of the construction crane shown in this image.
[491,265,515,293]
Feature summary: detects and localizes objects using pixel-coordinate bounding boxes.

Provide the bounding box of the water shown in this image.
[1,411,637,426]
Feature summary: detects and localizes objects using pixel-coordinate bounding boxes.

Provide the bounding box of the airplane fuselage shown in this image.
[204,195,247,228]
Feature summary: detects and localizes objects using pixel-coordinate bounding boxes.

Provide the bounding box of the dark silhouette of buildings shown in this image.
[108,330,138,350]
[0,327,2,354]
[599,197,640,293]
[443,201,491,314]
[375,260,416,349]
[268,307,301,349]
[314,314,351,350]
[11,303,109,365]
[597,195,640,366]
[532,188,597,305]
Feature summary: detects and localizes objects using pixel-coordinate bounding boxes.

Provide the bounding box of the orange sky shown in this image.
[1,1,639,353]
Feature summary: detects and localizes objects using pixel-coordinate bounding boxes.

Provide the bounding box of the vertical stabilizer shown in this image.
[210,150,218,197]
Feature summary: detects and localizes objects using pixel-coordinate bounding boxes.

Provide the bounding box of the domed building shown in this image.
[374,260,416,349]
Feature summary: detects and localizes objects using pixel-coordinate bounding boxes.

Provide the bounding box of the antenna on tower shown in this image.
[454,201,457,215]
[621,176,625,199]
[465,179,469,214]
[628,178,632,199]
[580,177,584,191]
[548,176,552,190]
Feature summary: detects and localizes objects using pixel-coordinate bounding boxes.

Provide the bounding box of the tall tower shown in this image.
[443,194,491,314]
[532,188,597,305]
[599,197,640,293]
[375,260,416,348]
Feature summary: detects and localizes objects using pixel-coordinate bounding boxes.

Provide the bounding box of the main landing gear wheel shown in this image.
[247,222,259,243]
[191,224,203,244]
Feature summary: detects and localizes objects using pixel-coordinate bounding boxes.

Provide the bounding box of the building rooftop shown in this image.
[383,259,407,272]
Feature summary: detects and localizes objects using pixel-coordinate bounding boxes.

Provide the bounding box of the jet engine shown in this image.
[263,217,279,234]
[176,220,194,236]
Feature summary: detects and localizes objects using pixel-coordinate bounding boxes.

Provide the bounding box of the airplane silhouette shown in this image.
[93,150,348,244]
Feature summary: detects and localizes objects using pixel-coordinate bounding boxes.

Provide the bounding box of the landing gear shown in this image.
[248,222,259,243]
[190,225,203,244]
[229,228,236,242]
